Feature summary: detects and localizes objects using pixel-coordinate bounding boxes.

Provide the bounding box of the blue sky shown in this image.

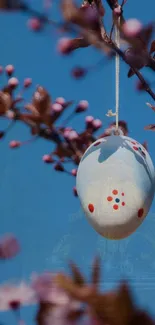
[1,0,155,322]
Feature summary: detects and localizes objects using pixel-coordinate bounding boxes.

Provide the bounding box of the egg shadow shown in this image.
[81,136,154,185]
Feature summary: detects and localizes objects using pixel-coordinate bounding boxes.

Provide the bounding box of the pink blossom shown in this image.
[122,19,142,37]
[63,128,73,138]
[81,4,100,28]
[9,140,21,148]
[92,119,102,130]
[71,169,77,176]
[0,282,36,311]
[43,304,80,325]
[5,65,14,76]
[52,103,63,112]
[113,6,122,16]
[76,100,89,113]
[57,37,73,55]
[6,110,15,119]
[31,272,72,305]
[8,77,19,88]
[42,154,54,163]
[67,130,79,140]
[27,18,42,31]
[31,272,53,302]
[32,273,81,325]
[0,234,20,260]
[85,116,94,123]
[85,116,94,128]
[24,78,32,88]
[55,97,66,105]
[73,187,78,197]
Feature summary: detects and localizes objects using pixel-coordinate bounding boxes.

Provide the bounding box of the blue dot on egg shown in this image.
[115,198,120,203]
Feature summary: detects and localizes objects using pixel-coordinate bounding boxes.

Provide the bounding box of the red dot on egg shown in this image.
[112,189,118,195]
[107,196,113,201]
[94,141,101,147]
[138,208,144,218]
[122,202,125,206]
[113,204,119,210]
[121,192,124,196]
[88,203,94,213]
[133,146,138,151]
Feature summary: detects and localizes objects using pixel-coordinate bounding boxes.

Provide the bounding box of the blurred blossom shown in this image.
[76,100,89,113]
[5,65,14,76]
[81,4,100,29]
[43,304,81,325]
[42,154,54,163]
[6,110,15,119]
[71,169,77,176]
[0,282,35,310]
[0,234,20,260]
[8,77,19,88]
[67,130,79,140]
[73,187,78,197]
[92,119,102,130]
[63,127,73,138]
[9,140,21,148]
[24,78,32,88]
[31,272,79,306]
[113,6,121,16]
[57,37,73,55]
[52,103,63,112]
[85,116,94,123]
[72,67,87,79]
[27,18,42,31]
[124,48,148,76]
[122,19,143,37]
[55,97,66,105]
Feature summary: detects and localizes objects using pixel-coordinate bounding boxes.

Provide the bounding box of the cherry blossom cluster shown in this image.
[0,65,131,196]
[0,233,154,325]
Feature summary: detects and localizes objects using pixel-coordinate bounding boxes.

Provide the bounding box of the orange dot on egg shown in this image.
[113,204,119,210]
[88,203,94,213]
[112,189,118,195]
[107,196,113,201]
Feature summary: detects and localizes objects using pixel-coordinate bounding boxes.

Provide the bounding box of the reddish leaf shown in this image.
[91,256,101,287]
[129,310,154,325]
[149,40,155,54]
[142,141,148,151]
[69,261,85,286]
[144,124,155,131]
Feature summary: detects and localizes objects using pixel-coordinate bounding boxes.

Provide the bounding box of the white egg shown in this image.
[76,134,155,240]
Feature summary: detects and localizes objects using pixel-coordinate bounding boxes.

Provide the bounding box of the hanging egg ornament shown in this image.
[76,128,155,240]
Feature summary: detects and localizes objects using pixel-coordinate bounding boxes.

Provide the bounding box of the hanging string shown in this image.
[115,18,120,131]
[106,18,121,133]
